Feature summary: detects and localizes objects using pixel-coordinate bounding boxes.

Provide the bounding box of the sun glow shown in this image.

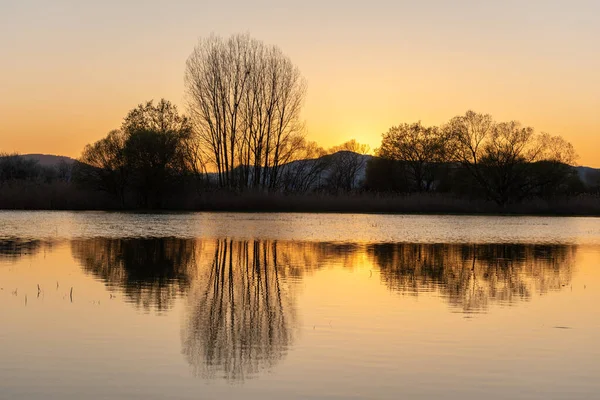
[0,1,598,166]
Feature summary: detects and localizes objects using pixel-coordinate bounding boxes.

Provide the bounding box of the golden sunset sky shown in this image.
[1,0,598,166]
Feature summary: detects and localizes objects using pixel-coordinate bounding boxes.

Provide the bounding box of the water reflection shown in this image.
[71,238,196,311]
[368,243,576,312]
[0,239,46,261]
[182,239,297,381]
[67,238,578,381]
[70,237,300,381]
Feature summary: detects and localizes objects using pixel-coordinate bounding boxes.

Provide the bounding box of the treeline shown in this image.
[367,111,587,205]
[0,153,71,183]
[67,99,598,209]
[1,32,599,212]
[0,153,116,209]
[68,98,373,208]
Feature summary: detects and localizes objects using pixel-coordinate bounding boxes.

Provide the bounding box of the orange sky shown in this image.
[1,1,598,166]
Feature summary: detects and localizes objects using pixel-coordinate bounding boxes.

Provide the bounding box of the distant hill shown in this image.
[204,151,373,190]
[576,166,600,187]
[280,151,373,190]
[282,155,600,189]
[19,154,77,168]
[11,153,600,189]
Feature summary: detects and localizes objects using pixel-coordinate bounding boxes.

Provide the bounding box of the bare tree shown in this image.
[75,129,128,204]
[446,110,494,166]
[446,111,579,204]
[181,134,208,189]
[537,133,577,165]
[377,122,448,191]
[325,139,370,192]
[185,33,306,191]
[278,139,329,193]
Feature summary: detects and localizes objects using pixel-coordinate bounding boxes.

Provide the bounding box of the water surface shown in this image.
[0,212,599,399]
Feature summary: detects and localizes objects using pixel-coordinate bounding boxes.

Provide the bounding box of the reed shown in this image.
[1,180,599,216]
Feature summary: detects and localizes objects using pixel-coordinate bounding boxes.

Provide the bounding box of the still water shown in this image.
[0,212,599,399]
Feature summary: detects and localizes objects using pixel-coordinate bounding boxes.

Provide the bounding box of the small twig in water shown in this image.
[70,287,73,303]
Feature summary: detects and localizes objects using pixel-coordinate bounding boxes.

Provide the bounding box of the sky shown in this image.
[1,0,599,166]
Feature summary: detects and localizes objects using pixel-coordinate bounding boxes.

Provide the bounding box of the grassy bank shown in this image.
[191,191,600,216]
[0,182,120,210]
[1,181,599,216]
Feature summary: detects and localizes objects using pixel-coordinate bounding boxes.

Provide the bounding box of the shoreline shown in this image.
[1,191,599,217]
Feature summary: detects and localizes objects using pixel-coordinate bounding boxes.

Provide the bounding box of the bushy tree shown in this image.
[76,99,193,208]
[377,122,449,192]
[74,129,128,204]
[122,100,192,207]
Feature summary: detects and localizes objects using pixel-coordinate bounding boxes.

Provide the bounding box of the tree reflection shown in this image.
[69,237,578,381]
[368,243,575,312]
[71,238,196,311]
[0,239,51,261]
[182,239,297,382]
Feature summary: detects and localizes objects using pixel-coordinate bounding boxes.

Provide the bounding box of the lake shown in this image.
[1,212,599,399]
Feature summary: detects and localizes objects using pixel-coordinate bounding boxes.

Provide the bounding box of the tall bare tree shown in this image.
[185,33,306,191]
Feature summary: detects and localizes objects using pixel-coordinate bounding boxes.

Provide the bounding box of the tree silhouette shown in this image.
[185,33,306,191]
[74,129,128,205]
[74,100,193,208]
[377,122,449,192]
[445,111,579,204]
[122,99,193,207]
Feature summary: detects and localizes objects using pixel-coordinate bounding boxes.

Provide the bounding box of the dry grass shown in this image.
[0,181,118,210]
[189,191,600,216]
[1,181,599,216]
